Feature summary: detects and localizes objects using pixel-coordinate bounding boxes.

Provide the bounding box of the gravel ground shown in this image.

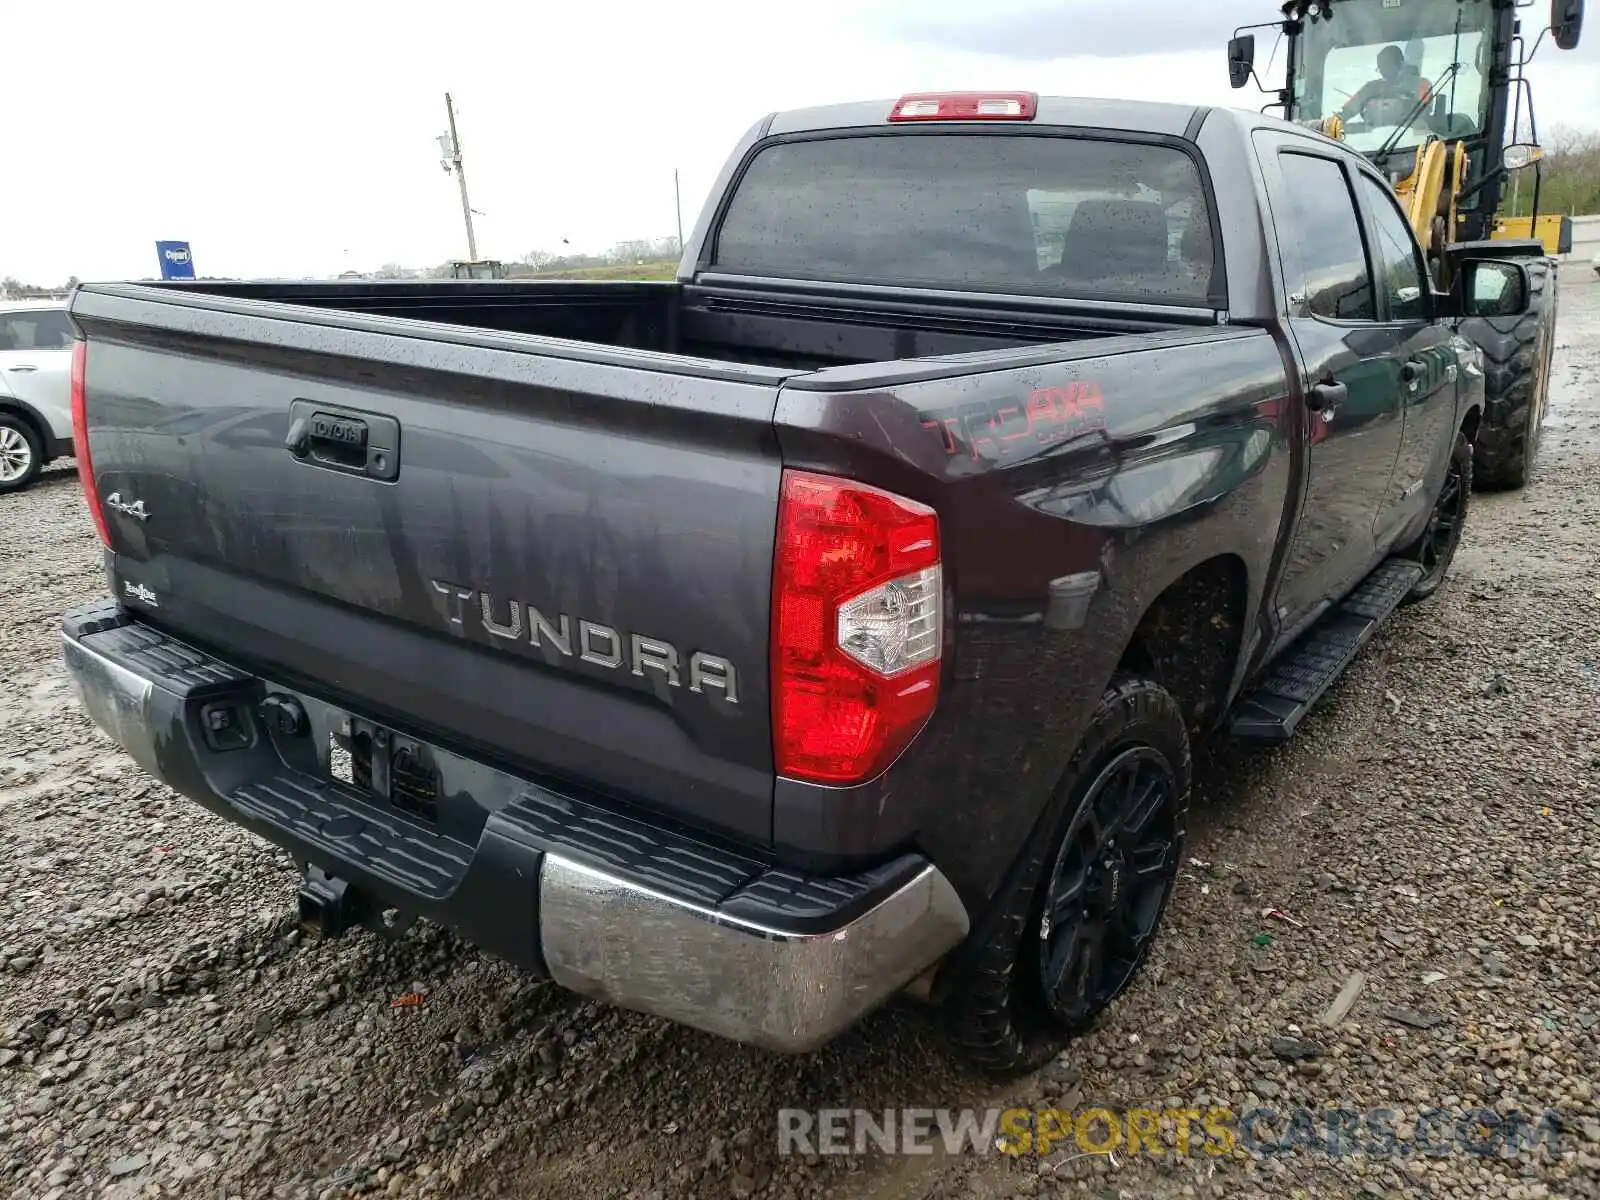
[1,268,1597,1200]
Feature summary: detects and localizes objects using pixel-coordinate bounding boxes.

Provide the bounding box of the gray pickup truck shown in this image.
[61,92,1529,1075]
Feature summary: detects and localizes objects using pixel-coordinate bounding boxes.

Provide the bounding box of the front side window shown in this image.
[714,133,1219,303]
[1356,175,1429,321]
[1274,153,1375,321]
[0,309,72,351]
[1289,0,1495,153]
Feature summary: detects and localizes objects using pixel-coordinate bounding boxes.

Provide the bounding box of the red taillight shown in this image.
[71,340,111,548]
[888,91,1038,122]
[772,470,943,785]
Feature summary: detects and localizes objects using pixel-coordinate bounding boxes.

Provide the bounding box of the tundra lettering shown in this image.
[431,579,738,700]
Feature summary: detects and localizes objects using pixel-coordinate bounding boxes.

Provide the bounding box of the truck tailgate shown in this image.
[71,286,787,844]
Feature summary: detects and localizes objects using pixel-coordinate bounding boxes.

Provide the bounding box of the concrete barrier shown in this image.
[1567,214,1600,264]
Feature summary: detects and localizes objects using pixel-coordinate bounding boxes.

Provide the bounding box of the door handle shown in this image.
[5,364,38,373]
[285,401,400,481]
[287,411,368,464]
[1400,360,1423,385]
[284,415,312,458]
[1307,380,1347,412]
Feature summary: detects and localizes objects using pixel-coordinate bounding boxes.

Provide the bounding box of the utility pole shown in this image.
[674,169,685,255]
[441,93,479,262]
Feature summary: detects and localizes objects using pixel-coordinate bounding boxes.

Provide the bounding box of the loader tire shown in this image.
[1462,257,1557,491]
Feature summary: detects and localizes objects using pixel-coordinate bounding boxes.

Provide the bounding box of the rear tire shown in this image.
[1399,431,1472,603]
[1462,258,1556,491]
[0,414,43,494]
[942,674,1190,1077]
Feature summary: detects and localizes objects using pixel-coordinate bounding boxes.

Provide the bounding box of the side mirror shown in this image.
[1552,0,1584,50]
[1503,142,1545,170]
[1228,34,1257,89]
[1461,260,1531,318]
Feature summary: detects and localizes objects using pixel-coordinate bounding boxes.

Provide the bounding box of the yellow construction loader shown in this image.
[1227,0,1584,488]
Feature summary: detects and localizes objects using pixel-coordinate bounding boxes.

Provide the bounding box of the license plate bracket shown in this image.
[330,716,440,821]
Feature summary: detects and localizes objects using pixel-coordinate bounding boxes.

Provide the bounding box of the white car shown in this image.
[0,299,75,492]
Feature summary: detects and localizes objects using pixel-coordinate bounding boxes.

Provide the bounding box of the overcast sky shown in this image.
[7,0,1598,284]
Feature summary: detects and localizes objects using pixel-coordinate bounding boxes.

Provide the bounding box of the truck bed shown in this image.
[133,277,1216,372]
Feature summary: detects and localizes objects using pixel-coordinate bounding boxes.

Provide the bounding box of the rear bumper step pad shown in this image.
[60,602,969,1053]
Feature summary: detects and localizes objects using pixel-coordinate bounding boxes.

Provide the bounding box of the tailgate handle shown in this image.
[286,401,400,482]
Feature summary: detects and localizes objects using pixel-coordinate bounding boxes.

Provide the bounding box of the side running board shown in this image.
[1231,558,1424,742]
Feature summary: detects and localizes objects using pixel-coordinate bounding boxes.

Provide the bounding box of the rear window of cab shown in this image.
[712,133,1220,305]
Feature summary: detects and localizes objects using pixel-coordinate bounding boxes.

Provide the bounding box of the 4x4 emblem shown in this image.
[105,492,150,521]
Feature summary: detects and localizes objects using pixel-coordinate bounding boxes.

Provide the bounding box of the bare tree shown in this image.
[606,239,657,264]
[1504,124,1600,218]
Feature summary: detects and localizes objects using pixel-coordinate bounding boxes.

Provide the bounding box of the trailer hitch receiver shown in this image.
[297,865,365,937]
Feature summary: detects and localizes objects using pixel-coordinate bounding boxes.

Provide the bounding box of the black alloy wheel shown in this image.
[1035,745,1182,1025]
[1416,454,1465,582]
[1404,431,1473,603]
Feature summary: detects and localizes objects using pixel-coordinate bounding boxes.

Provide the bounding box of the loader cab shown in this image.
[1284,0,1499,159]
[1228,0,1584,244]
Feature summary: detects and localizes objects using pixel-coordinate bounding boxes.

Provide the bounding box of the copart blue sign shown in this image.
[155,241,196,280]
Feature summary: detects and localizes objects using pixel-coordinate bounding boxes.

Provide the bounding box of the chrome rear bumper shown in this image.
[61,602,969,1053]
[540,855,967,1051]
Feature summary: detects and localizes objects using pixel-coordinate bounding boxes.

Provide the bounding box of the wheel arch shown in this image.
[1115,552,1251,736]
[924,550,1251,1020]
[0,397,56,464]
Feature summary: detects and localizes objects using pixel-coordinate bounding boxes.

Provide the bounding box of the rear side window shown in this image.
[712,134,1219,303]
[1273,154,1375,321]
